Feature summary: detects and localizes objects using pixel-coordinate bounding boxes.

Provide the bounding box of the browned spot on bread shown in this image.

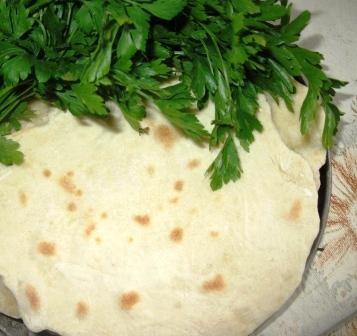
[67,171,74,177]
[76,189,83,197]
[202,274,226,292]
[120,291,140,310]
[67,202,77,212]
[59,175,77,194]
[19,192,28,206]
[286,200,302,221]
[76,301,89,319]
[43,169,51,177]
[210,231,220,238]
[25,285,40,310]
[154,124,175,149]
[170,227,184,242]
[133,214,150,226]
[146,165,155,176]
[169,197,179,204]
[85,223,96,237]
[187,159,201,169]
[189,208,198,214]
[174,180,184,192]
[101,212,108,219]
[37,241,56,256]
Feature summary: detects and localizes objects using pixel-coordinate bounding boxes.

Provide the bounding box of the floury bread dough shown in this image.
[0,93,322,336]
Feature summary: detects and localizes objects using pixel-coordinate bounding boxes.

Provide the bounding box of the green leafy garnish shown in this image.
[0,135,24,165]
[0,0,345,189]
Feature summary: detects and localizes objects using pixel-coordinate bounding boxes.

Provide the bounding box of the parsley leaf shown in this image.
[142,0,187,20]
[0,2,33,39]
[126,6,150,52]
[117,93,146,132]
[0,135,24,165]
[281,11,311,43]
[81,23,119,82]
[58,83,108,116]
[2,55,32,86]
[206,135,242,191]
[156,100,209,141]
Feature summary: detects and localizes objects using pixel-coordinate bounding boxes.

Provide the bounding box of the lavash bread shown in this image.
[267,81,326,188]
[0,277,20,319]
[0,93,321,336]
[0,101,51,321]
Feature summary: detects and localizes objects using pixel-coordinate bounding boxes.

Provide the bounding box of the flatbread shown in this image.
[0,94,319,336]
[0,277,20,318]
[0,100,52,320]
[266,81,326,188]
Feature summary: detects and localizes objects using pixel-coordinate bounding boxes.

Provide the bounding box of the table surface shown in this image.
[255,0,357,335]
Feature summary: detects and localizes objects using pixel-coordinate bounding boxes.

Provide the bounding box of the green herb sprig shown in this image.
[0,0,345,190]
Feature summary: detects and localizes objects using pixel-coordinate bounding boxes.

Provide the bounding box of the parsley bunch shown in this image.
[0,0,345,190]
